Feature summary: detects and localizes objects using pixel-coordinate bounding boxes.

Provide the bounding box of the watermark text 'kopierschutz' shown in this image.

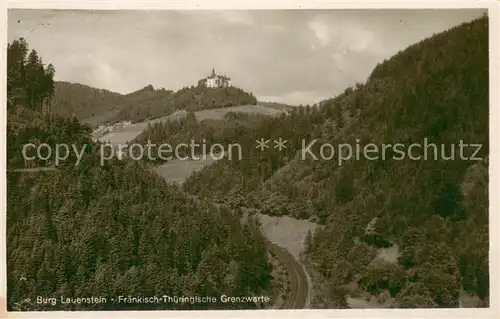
[300,138,483,166]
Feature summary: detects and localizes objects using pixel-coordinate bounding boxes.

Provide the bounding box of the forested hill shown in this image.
[51,81,122,121]
[50,80,258,128]
[7,38,272,311]
[182,16,489,308]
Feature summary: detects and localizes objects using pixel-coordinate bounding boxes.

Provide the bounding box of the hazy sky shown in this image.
[8,9,486,105]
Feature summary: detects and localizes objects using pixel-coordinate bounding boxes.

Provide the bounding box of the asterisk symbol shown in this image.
[274,138,287,151]
[255,138,270,151]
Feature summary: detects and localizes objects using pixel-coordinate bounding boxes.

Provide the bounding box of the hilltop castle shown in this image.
[198,68,231,88]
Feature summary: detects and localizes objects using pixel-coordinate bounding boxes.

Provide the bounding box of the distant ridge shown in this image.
[50,81,260,128]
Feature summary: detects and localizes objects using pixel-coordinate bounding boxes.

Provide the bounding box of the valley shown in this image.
[150,147,316,309]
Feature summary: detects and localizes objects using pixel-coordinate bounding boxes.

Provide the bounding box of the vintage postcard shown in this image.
[1,1,498,318]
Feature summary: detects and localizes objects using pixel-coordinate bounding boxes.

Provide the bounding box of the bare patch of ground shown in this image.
[374,244,400,264]
[256,213,318,260]
[97,130,144,145]
[153,156,220,184]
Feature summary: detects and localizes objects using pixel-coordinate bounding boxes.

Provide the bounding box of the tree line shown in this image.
[50,79,257,127]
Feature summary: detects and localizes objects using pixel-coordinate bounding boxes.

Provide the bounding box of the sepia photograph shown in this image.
[2,2,497,317]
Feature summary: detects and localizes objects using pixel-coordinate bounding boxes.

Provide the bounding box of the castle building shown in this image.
[198,68,231,88]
